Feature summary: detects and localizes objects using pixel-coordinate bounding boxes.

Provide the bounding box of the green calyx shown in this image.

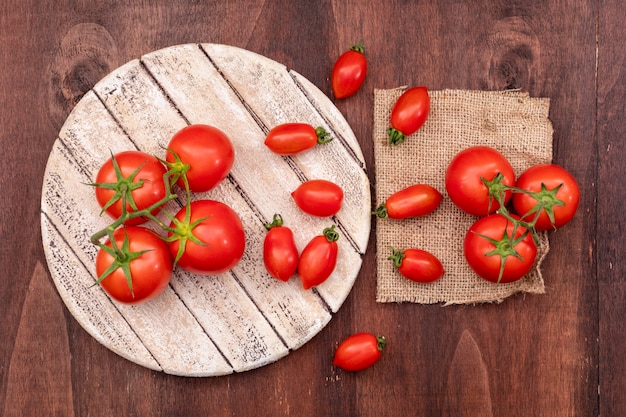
[323,225,340,242]
[387,127,406,146]
[163,202,209,264]
[387,247,405,268]
[512,182,566,230]
[349,41,366,54]
[264,213,284,230]
[315,126,334,144]
[475,226,530,284]
[372,204,389,218]
[376,336,387,352]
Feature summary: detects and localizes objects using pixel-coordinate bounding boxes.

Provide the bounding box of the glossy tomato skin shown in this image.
[388,87,430,144]
[95,226,173,304]
[168,200,246,275]
[95,151,167,226]
[331,44,367,99]
[264,123,330,156]
[298,226,339,289]
[512,164,580,230]
[376,184,442,219]
[391,248,444,283]
[333,333,386,372]
[291,179,344,217]
[464,214,537,283]
[166,124,234,192]
[263,215,299,282]
[445,146,516,217]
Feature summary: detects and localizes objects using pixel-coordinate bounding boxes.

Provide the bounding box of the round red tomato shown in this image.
[264,123,332,155]
[445,146,516,217]
[389,248,444,283]
[165,124,235,193]
[94,151,167,225]
[95,226,173,304]
[291,179,344,217]
[298,225,339,289]
[331,43,367,99]
[464,214,537,283]
[387,86,430,145]
[512,164,580,230]
[333,333,386,372]
[168,199,246,275]
[263,214,299,282]
[373,183,442,219]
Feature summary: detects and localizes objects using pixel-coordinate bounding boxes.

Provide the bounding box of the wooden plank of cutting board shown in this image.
[41,43,370,376]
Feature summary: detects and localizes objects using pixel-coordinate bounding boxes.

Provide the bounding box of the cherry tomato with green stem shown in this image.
[373,183,442,219]
[464,213,537,283]
[298,225,339,289]
[331,42,367,99]
[165,124,234,193]
[387,86,430,145]
[291,179,344,217]
[388,247,444,283]
[93,151,168,226]
[512,164,580,231]
[333,333,387,372]
[445,146,516,217]
[95,226,173,304]
[264,123,333,156]
[263,214,299,282]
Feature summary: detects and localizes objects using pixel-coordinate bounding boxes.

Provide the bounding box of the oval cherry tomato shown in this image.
[333,333,386,372]
[165,124,235,193]
[387,86,430,145]
[373,184,442,219]
[298,225,339,289]
[445,146,516,217]
[331,42,367,99]
[464,214,537,283]
[94,151,167,226]
[388,248,444,283]
[512,164,580,231]
[291,179,344,217]
[95,226,173,304]
[263,214,299,282]
[264,123,333,155]
[168,199,246,275]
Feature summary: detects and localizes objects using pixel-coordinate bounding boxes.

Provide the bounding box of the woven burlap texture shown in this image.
[374,88,553,305]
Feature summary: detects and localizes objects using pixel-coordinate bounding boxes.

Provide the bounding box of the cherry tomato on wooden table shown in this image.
[264,123,333,156]
[512,164,580,231]
[445,146,516,217]
[331,42,367,99]
[263,213,299,282]
[298,225,339,289]
[95,226,173,304]
[94,150,168,226]
[165,124,234,193]
[291,179,344,217]
[387,86,430,145]
[464,214,537,283]
[333,333,387,372]
[167,199,246,275]
[373,183,442,219]
[388,247,444,283]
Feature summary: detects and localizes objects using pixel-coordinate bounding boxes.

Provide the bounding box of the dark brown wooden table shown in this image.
[1,1,622,416]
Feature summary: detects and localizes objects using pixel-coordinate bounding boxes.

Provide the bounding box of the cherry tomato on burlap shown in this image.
[333,333,387,372]
[263,214,299,282]
[331,42,367,99]
[388,247,444,283]
[387,86,430,145]
[373,183,442,219]
[298,225,339,289]
[264,123,333,156]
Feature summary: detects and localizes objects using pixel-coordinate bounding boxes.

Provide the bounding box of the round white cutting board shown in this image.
[40,43,370,377]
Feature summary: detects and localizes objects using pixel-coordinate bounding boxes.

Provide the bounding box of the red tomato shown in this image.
[291,179,344,217]
[373,184,442,219]
[298,225,339,289]
[165,124,234,193]
[464,214,537,283]
[387,87,430,145]
[388,248,444,283]
[263,214,299,282]
[167,199,246,275]
[94,151,167,225]
[331,42,367,99]
[264,123,333,155]
[333,333,386,372]
[445,146,516,217]
[512,164,580,230]
[95,226,173,304]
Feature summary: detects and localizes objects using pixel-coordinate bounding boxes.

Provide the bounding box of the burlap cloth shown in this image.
[373,88,553,305]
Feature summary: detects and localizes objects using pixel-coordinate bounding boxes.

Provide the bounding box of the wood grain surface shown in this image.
[1,1,620,416]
